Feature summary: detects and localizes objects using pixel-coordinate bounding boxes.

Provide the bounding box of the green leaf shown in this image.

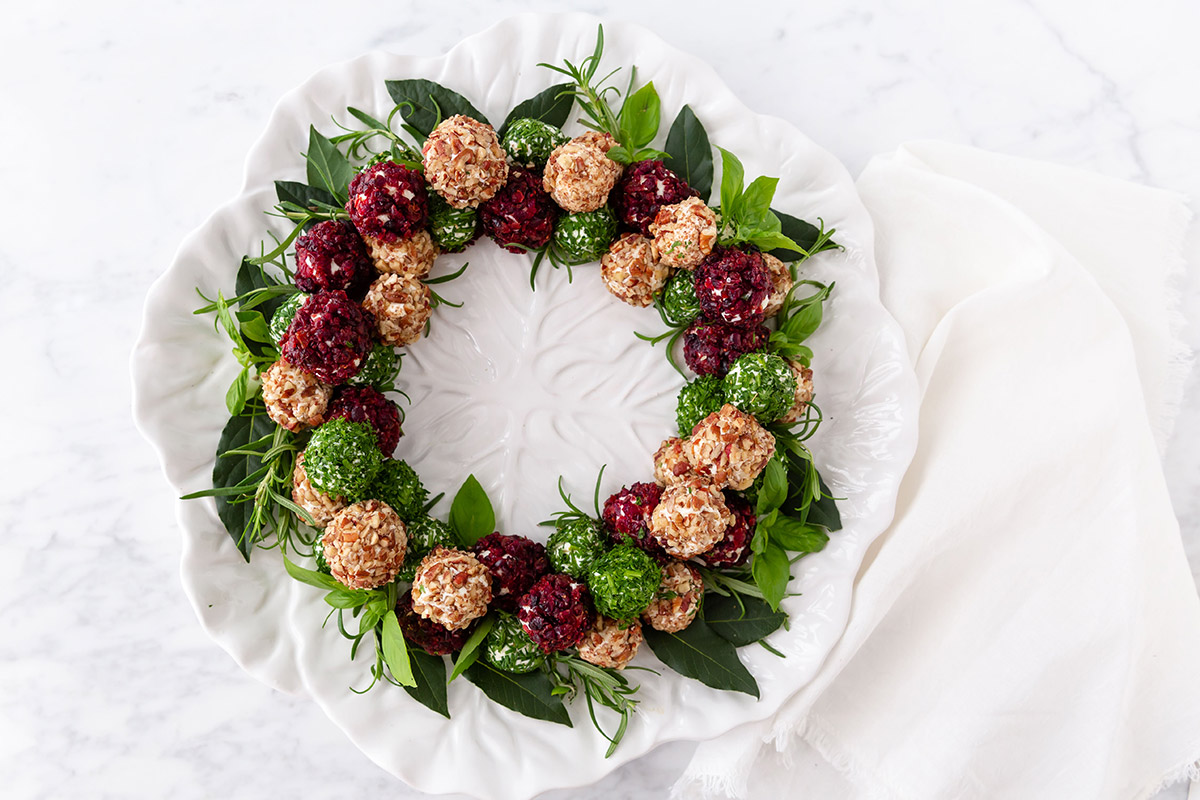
[618,81,661,149]
[233,258,292,324]
[386,78,489,137]
[274,180,337,212]
[770,211,840,263]
[212,409,278,560]
[499,82,574,137]
[346,106,389,131]
[717,147,745,226]
[746,229,803,253]
[643,617,759,697]
[225,366,249,416]
[757,456,787,515]
[736,176,779,228]
[807,470,842,532]
[663,105,713,200]
[449,474,495,546]
[323,589,373,609]
[783,300,824,344]
[769,516,830,553]
[448,615,496,683]
[304,126,356,204]
[464,661,572,726]
[703,593,787,646]
[751,543,791,611]
[381,611,416,687]
[282,555,345,591]
[404,647,450,718]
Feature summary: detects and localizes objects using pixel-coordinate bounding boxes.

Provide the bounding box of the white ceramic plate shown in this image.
[132,12,918,799]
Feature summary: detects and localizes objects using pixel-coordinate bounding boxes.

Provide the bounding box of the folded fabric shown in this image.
[674,142,1200,799]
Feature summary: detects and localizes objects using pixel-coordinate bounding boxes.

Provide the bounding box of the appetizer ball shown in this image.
[577,616,643,670]
[685,404,776,491]
[517,573,593,653]
[642,561,704,633]
[653,436,693,487]
[302,418,384,500]
[428,194,479,252]
[675,375,727,436]
[694,247,772,326]
[553,206,618,263]
[281,290,374,384]
[648,478,731,559]
[268,292,309,345]
[701,491,755,568]
[363,230,438,280]
[396,515,456,582]
[478,166,558,252]
[294,220,375,299]
[723,352,798,422]
[587,544,661,621]
[260,358,331,432]
[366,459,427,522]
[411,546,493,631]
[649,196,717,269]
[346,161,429,242]
[502,117,569,167]
[682,319,769,377]
[325,385,402,454]
[542,131,622,212]
[361,273,432,347]
[546,518,607,580]
[600,233,669,307]
[291,451,346,528]
[661,269,701,326]
[347,342,401,388]
[396,591,474,655]
[473,533,551,612]
[321,499,408,590]
[761,252,794,318]
[422,114,509,208]
[485,613,546,674]
[612,159,698,235]
[602,482,666,557]
[779,360,816,424]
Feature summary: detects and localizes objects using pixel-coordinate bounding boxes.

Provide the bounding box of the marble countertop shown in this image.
[2,1,1196,798]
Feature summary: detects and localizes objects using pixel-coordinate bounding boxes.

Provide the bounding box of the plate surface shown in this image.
[132,12,919,799]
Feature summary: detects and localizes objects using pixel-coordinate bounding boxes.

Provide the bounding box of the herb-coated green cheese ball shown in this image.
[485,612,546,673]
[587,544,660,622]
[661,270,700,326]
[348,342,402,388]
[367,459,428,522]
[676,375,727,436]
[269,292,308,344]
[547,518,607,579]
[396,515,456,582]
[303,418,384,500]
[502,118,570,167]
[723,352,798,422]
[553,207,618,263]
[429,194,478,252]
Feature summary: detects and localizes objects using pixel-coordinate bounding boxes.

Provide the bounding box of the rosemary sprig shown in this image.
[539,465,606,528]
[547,652,655,757]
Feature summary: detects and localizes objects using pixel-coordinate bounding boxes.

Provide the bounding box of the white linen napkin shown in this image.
[673,141,1200,799]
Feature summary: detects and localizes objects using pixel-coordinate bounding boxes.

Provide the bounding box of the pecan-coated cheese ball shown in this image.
[642,561,704,633]
[291,451,346,528]
[542,131,622,212]
[600,233,668,307]
[649,196,717,269]
[779,360,816,424]
[761,252,794,318]
[652,436,693,487]
[361,273,432,347]
[321,499,408,590]
[684,404,776,491]
[577,616,643,670]
[261,359,331,432]
[648,478,731,560]
[411,546,493,630]
[422,115,509,209]
[363,230,438,279]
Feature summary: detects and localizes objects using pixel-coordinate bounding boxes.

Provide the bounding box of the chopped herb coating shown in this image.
[348,342,401,388]
[661,270,701,326]
[587,544,660,622]
[268,292,308,345]
[547,518,607,579]
[367,459,428,522]
[428,194,479,252]
[723,352,797,422]
[485,613,546,673]
[552,207,618,263]
[502,117,570,167]
[302,418,384,500]
[676,376,727,436]
[396,515,456,582]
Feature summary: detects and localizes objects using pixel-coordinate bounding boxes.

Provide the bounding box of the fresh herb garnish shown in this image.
[547,653,654,758]
[448,474,496,546]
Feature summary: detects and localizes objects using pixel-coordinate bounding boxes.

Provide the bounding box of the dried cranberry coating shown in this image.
[395,592,473,655]
[703,492,755,567]
[293,220,375,299]
[473,533,551,612]
[694,247,772,327]
[478,166,558,253]
[346,162,429,243]
[517,573,594,653]
[612,160,699,235]
[326,385,402,454]
[682,319,770,377]
[602,482,667,558]
[280,290,374,384]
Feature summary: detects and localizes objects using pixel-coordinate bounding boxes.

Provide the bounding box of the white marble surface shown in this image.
[1,1,1197,798]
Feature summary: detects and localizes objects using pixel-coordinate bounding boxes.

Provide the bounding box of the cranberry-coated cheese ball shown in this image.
[261,358,331,432]
[577,616,643,669]
[761,252,794,318]
[612,159,699,235]
[682,319,770,378]
[395,591,474,656]
[602,482,665,557]
[346,161,429,243]
[649,196,717,269]
[517,573,594,653]
[294,220,375,299]
[653,436,693,487]
[411,546,493,631]
[648,478,731,559]
[325,386,402,455]
[701,491,755,568]
[779,360,816,424]
[600,233,669,307]
[642,561,704,633]
[473,533,551,612]
[321,499,408,590]
[361,273,432,347]
[363,230,438,280]
[281,290,374,384]
[685,404,776,491]
[694,247,772,327]
[422,115,509,209]
[542,131,622,212]
[291,451,346,528]
[478,166,558,253]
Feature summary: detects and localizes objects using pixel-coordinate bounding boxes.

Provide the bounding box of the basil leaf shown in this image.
[717,147,745,226]
[751,543,791,611]
[304,126,355,204]
[463,661,572,726]
[769,516,829,553]
[703,593,786,646]
[212,409,277,560]
[769,211,841,263]
[386,78,489,137]
[756,456,787,515]
[643,618,759,697]
[381,611,416,687]
[449,474,495,546]
[447,614,495,683]
[404,647,450,718]
[323,589,373,609]
[737,176,779,229]
[225,367,249,416]
[499,82,574,137]
[282,555,344,591]
[274,180,337,212]
[807,470,842,532]
[619,81,661,149]
[746,229,803,253]
[663,105,713,200]
[783,301,823,344]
